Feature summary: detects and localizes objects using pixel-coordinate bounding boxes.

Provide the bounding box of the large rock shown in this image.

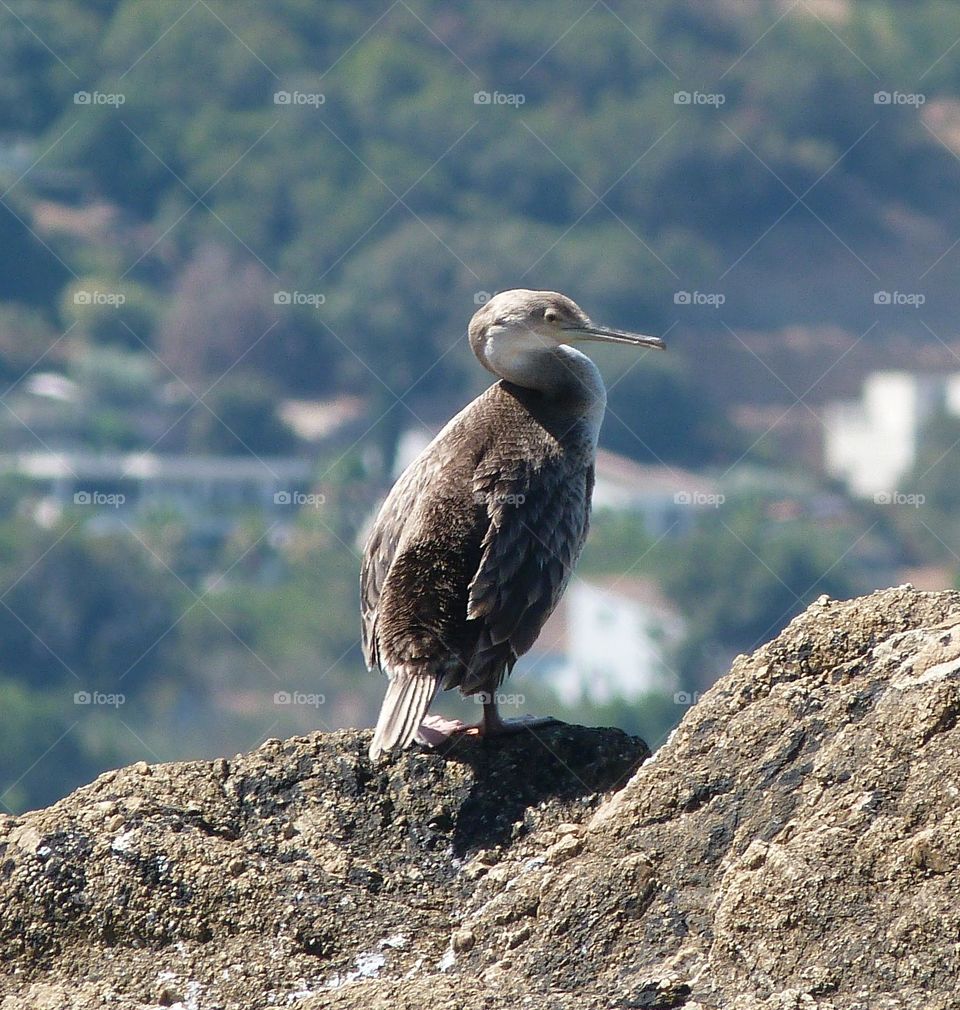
[2,586,960,1009]
[0,721,646,1009]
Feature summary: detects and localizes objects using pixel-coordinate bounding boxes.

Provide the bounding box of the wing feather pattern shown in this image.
[360,461,435,670]
[464,454,593,691]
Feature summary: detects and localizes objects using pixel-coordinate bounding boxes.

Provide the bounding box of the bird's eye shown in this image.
[544,309,559,323]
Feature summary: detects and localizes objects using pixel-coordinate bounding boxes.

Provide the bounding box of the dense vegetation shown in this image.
[1,0,959,810]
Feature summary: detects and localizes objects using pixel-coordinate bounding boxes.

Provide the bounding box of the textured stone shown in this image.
[1,587,959,1008]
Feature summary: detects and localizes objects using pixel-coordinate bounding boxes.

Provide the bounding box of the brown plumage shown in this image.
[363,289,664,760]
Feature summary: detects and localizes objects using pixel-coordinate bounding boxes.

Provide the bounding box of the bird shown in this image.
[363,289,665,761]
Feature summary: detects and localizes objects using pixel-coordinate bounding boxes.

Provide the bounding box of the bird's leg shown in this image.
[480,698,557,736]
[414,697,558,749]
[414,699,498,746]
[482,698,506,734]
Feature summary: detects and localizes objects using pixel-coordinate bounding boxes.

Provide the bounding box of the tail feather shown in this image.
[369,671,438,761]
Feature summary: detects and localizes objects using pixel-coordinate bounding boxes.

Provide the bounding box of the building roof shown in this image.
[279,396,365,442]
[593,448,718,500]
[576,574,679,615]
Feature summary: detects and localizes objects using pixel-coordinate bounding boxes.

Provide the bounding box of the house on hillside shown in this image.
[824,371,960,498]
[527,576,683,704]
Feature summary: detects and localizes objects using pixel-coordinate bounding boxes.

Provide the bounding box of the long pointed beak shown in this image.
[564,324,666,350]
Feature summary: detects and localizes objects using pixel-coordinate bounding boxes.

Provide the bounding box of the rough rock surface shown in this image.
[2,586,960,1009]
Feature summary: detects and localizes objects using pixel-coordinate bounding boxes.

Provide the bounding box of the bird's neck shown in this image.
[486,342,607,442]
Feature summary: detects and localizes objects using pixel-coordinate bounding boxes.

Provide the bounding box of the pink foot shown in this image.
[414,711,558,748]
[415,714,480,747]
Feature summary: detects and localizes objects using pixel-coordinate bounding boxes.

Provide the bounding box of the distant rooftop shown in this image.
[575,572,678,616]
[593,448,718,499]
[279,396,365,443]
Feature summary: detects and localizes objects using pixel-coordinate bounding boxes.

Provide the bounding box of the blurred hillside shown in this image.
[8,2,960,419]
[2,0,960,811]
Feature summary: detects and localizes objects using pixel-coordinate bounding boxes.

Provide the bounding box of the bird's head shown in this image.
[468,289,664,381]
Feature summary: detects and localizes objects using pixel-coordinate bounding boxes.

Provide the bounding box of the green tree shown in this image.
[660,501,864,675]
[0,519,189,694]
[187,372,298,456]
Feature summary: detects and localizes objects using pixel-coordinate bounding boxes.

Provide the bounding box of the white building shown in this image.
[529,576,683,704]
[824,371,960,498]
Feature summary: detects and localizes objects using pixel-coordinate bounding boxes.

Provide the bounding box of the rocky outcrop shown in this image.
[2,586,960,1009]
